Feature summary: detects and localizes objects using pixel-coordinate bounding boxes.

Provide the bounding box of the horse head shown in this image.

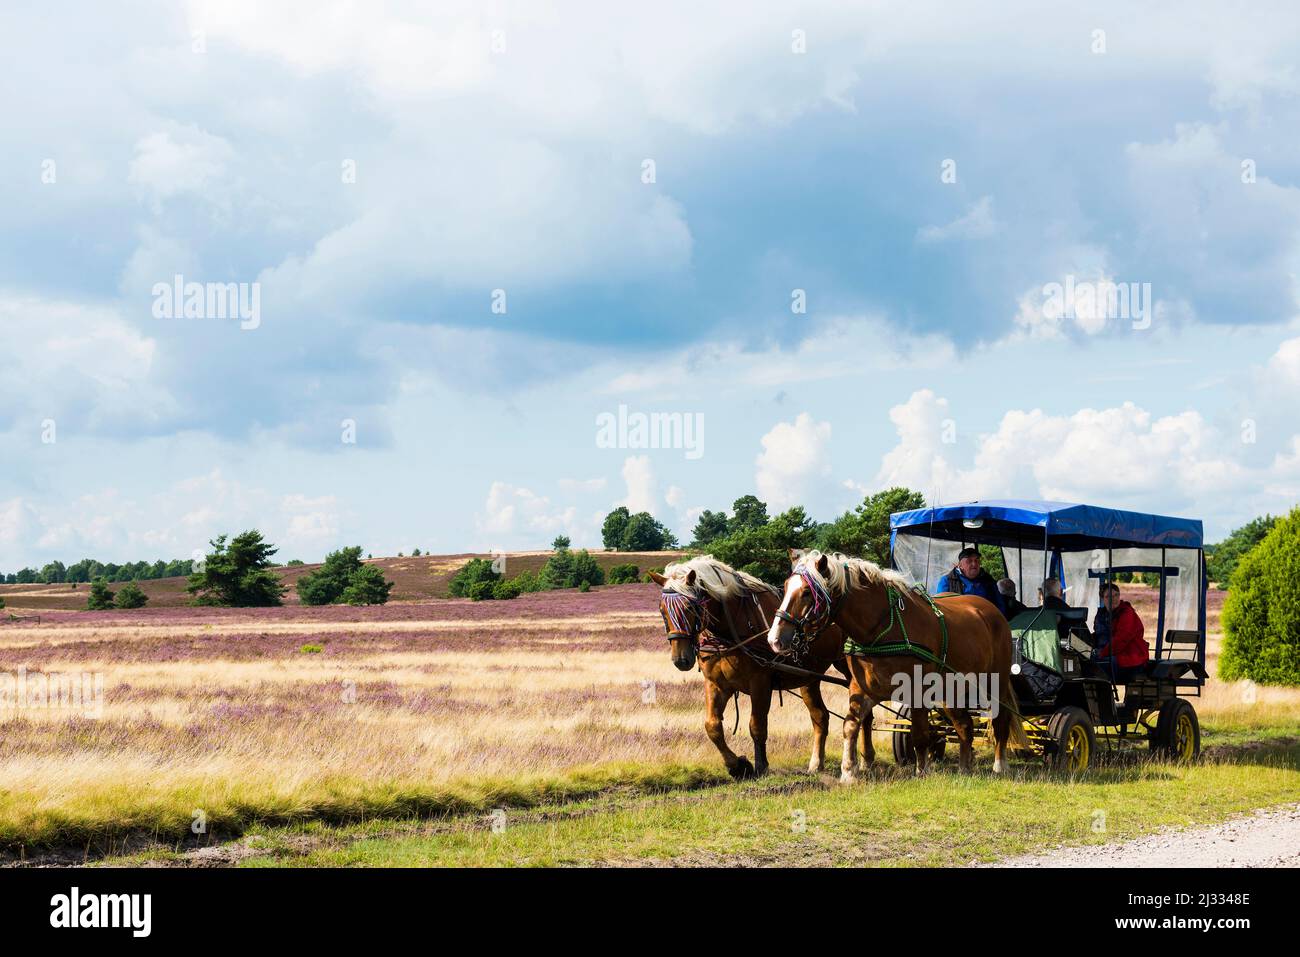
[648,569,711,671]
[768,549,835,654]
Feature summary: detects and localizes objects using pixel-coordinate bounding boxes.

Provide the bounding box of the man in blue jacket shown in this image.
[936,547,1005,614]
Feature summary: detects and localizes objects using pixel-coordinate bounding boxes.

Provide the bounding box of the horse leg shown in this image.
[748,678,772,776]
[911,709,932,776]
[840,682,867,784]
[799,682,830,774]
[992,707,1012,774]
[947,708,975,773]
[704,680,751,779]
[860,699,875,769]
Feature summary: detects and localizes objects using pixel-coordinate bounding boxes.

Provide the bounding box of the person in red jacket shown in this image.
[1092,583,1149,676]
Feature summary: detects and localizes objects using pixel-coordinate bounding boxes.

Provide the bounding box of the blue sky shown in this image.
[3,1,1300,569]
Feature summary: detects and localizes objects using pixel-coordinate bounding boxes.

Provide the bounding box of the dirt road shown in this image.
[988,802,1300,867]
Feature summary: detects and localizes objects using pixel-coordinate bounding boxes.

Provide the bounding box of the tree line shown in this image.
[3,558,197,585]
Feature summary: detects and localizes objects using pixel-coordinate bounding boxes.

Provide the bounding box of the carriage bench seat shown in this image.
[1140,630,1207,681]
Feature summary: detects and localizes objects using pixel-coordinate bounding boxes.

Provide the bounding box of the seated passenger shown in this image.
[1037,578,1070,612]
[936,547,1004,613]
[1034,578,1077,644]
[998,578,1028,619]
[1092,583,1149,675]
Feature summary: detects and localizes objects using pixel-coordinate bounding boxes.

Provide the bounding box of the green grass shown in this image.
[0,762,727,856]
[13,718,1296,865]
[82,733,1299,868]
[230,744,1299,867]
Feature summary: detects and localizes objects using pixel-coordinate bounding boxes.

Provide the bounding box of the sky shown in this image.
[3,0,1300,570]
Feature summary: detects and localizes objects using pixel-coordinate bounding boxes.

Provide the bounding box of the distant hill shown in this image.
[0,550,684,612]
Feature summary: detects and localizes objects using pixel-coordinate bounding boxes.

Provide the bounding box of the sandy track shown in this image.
[988,803,1300,868]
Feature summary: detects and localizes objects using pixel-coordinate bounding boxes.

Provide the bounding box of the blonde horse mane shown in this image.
[662,555,778,601]
[795,549,913,600]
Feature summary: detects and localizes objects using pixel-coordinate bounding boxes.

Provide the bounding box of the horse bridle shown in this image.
[660,587,775,658]
[773,565,836,642]
[659,589,709,643]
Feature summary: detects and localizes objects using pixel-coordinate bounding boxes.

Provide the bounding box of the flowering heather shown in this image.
[0,582,1264,853]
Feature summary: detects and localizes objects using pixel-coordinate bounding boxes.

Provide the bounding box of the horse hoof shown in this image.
[807,760,823,774]
[839,771,858,786]
[730,758,755,780]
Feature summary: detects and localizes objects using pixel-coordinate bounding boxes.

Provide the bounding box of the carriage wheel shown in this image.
[1048,706,1095,773]
[1152,698,1200,762]
[890,706,947,766]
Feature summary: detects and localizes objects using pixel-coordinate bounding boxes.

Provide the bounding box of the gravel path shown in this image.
[989,803,1300,867]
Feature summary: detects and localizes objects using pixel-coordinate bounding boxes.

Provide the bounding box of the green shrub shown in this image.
[492,579,522,600]
[301,643,324,654]
[340,565,395,606]
[296,547,364,605]
[509,569,545,593]
[607,563,639,584]
[187,530,288,607]
[449,558,499,597]
[114,581,149,609]
[541,548,604,590]
[87,578,115,610]
[468,581,496,601]
[1220,508,1300,685]
[578,581,591,593]
[1208,515,1278,589]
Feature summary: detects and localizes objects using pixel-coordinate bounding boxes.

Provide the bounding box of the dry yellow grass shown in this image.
[0,585,1295,850]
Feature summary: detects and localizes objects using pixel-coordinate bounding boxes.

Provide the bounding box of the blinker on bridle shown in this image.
[660,590,706,642]
[773,564,835,640]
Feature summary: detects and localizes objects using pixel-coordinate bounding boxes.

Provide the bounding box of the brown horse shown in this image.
[767,549,1031,780]
[650,556,872,779]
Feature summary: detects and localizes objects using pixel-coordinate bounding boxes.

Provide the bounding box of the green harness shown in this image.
[843,584,950,670]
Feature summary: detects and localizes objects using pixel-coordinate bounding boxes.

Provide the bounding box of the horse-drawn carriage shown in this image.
[883,499,1207,772]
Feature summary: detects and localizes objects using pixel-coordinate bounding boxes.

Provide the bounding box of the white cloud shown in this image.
[478,481,579,543]
[756,413,832,511]
[618,456,658,514]
[917,196,998,243]
[875,390,958,495]
[0,293,176,435]
[558,477,608,494]
[128,126,234,210]
[877,393,1253,514]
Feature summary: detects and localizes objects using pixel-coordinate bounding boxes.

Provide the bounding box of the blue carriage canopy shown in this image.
[890,499,1203,550]
[889,500,1206,639]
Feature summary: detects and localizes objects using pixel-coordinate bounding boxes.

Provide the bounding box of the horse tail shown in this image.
[984,609,1034,752]
[993,681,1034,751]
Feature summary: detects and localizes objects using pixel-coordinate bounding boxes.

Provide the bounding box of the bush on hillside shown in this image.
[340,565,395,606]
[187,530,287,607]
[87,578,116,610]
[297,547,365,605]
[492,579,523,600]
[114,581,149,609]
[540,548,604,590]
[607,563,639,584]
[468,580,496,601]
[1220,508,1300,685]
[509,569,545,593]
[449,558,499,597]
